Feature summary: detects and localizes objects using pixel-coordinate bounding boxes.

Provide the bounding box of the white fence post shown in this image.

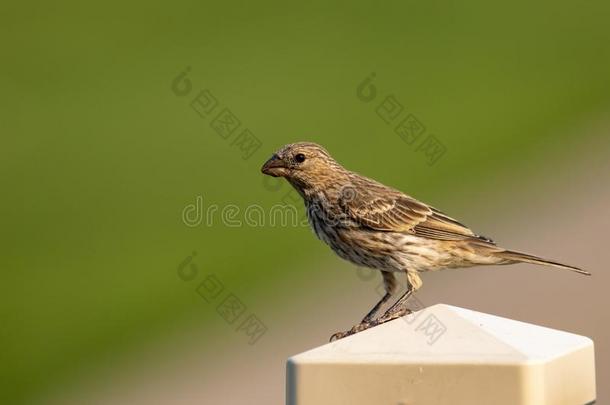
[286,304,595,405]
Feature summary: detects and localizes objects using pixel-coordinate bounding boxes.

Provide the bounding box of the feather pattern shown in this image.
[339,174,492,243]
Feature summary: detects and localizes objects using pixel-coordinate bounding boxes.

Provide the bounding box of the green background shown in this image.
[1,1,609,403]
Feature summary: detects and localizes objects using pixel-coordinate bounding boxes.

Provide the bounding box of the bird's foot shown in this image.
[378,305,412,323]
[329,307,413,342]
[329,321,373,341]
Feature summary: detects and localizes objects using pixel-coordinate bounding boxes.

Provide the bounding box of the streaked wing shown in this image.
[339,179,493,243]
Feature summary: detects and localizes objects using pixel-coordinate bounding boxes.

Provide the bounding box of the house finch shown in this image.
[261,142,590,340]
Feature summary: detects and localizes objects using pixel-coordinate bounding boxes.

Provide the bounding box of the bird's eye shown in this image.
[295,153,306,163]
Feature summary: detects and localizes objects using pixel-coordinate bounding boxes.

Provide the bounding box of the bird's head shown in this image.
[261,142,345,190]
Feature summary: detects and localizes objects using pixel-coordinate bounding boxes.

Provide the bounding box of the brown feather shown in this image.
[339,174,490,242]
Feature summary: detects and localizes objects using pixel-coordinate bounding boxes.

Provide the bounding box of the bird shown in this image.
[260,142,590,340]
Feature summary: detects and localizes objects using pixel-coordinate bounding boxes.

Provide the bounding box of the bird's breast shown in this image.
[305,202,399,270]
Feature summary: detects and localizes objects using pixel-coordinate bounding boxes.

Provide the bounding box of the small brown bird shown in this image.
[261,142,590,340]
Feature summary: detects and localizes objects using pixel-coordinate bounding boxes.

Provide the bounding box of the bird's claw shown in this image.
[329,322,372,341]
[380,305,412,322]
[329,307,413,342]
[329,331,349,342]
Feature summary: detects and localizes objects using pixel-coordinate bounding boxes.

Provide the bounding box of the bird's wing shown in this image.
[339,180,493,242]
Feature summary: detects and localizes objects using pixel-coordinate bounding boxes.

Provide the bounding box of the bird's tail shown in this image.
[495,249,591,276]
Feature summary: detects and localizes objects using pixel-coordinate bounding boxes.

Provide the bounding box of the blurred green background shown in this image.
[1,1,609,404]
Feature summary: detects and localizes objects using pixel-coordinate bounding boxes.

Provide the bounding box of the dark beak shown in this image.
[261,154,285,177]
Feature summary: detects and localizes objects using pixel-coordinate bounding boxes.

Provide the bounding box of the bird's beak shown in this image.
[261,154,286,177]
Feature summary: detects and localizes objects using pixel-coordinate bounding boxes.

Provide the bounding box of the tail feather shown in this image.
[497,249,591,276]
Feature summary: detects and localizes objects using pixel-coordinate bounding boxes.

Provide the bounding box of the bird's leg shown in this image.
[330,283,418,341]
[349,288,415,336]
[330,293,394,342]
[377,271,421,321]
[381,286,413,319]
[329,300,413,341]
[330,272,397,342]
[360,292,393,324]
[372,304,412,324]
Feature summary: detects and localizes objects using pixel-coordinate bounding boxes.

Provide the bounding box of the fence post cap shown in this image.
[287,304,596,405]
